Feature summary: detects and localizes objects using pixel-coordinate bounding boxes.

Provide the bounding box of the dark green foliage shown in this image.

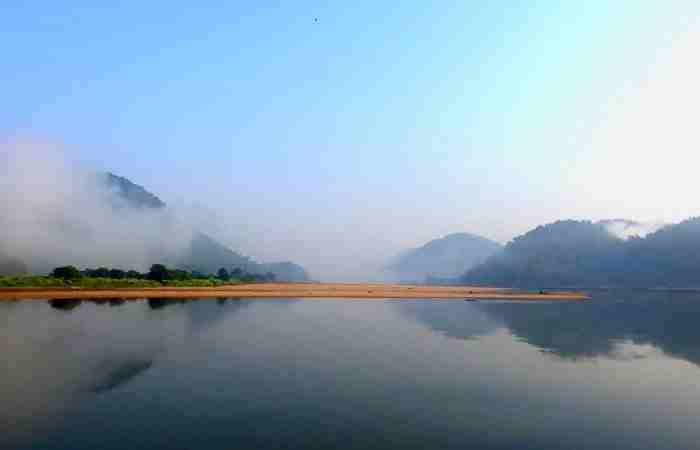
[94,267,110,277]
[170,269,192,281]
[84,267,143,279]
[51,266,82,280]
[84,267,110,278]
[2,263,276,289]
[0,276,67,288]
[108,269,125,279]
[147,264,170,282]
[217,268,230,280]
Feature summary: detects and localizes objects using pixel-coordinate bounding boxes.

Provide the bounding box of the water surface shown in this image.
[3,291,700,449]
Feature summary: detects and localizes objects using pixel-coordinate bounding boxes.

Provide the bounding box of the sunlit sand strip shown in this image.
[0,282,587,300]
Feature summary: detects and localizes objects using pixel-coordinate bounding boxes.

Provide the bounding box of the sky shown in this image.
[3,2,700,280]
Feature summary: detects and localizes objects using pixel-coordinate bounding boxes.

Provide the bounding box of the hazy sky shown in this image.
[3,2,700,280]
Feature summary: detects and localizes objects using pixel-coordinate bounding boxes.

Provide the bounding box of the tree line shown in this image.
[461,217,700,288]
[50,264,276,283]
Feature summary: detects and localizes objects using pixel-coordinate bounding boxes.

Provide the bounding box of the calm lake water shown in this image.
[3,291,700,450]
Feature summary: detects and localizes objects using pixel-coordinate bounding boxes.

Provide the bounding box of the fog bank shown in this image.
[0,140,193,274]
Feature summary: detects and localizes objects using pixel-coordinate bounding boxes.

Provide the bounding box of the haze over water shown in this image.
[4,291,700,450]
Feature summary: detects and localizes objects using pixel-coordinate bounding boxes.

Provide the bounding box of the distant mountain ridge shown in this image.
[598,218,664,239]
[103,172,166,209]
[99,173,310,281]
[462,218,700,288]
[388,232,502,283]
[0,172,310,280]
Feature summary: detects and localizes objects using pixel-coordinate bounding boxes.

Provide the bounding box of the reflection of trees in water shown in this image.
[46,297,281,312]
[403,291,700,368]
[484,291,700,366]
[49,298,129,310]
[146,297,244,310]
[3,296,281,447]
[147,298,184,310]
[477,300,622,359]
[46,297,262,337]
[49,299,82,311]
[1,303,166,444]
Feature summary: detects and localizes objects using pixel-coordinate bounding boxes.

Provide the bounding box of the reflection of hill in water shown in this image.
[86,299,267,393]
[89,358,153,394]
[401,291,700,367]
[399,301,499,341]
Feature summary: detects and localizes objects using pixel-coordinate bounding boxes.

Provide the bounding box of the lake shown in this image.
[3,291,700,450]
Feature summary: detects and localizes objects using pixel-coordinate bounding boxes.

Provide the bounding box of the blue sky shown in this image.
[3,2,700,279]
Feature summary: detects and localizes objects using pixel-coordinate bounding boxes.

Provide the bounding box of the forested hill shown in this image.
[388,232,502,282]
[182,233,310,282]
[104,172,166,209]
[462,218,700,288]
[15,172,308,282]
[103,173,310,281]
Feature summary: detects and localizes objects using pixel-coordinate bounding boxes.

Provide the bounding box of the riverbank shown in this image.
[0,282,587,300]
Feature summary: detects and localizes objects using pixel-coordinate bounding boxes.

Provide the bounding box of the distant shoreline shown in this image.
[0,282,587,301]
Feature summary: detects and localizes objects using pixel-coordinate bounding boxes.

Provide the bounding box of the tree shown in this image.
[171,270,192,281]
[217,268,230,281]
[191,270,206,279]
[108,269,126,279]
[51,266,82,280]
[147,264,170,282]
[126,270,142,279]
[92,267,110,278]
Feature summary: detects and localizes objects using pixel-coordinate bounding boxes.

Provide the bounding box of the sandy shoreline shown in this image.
[0,282,587,301]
